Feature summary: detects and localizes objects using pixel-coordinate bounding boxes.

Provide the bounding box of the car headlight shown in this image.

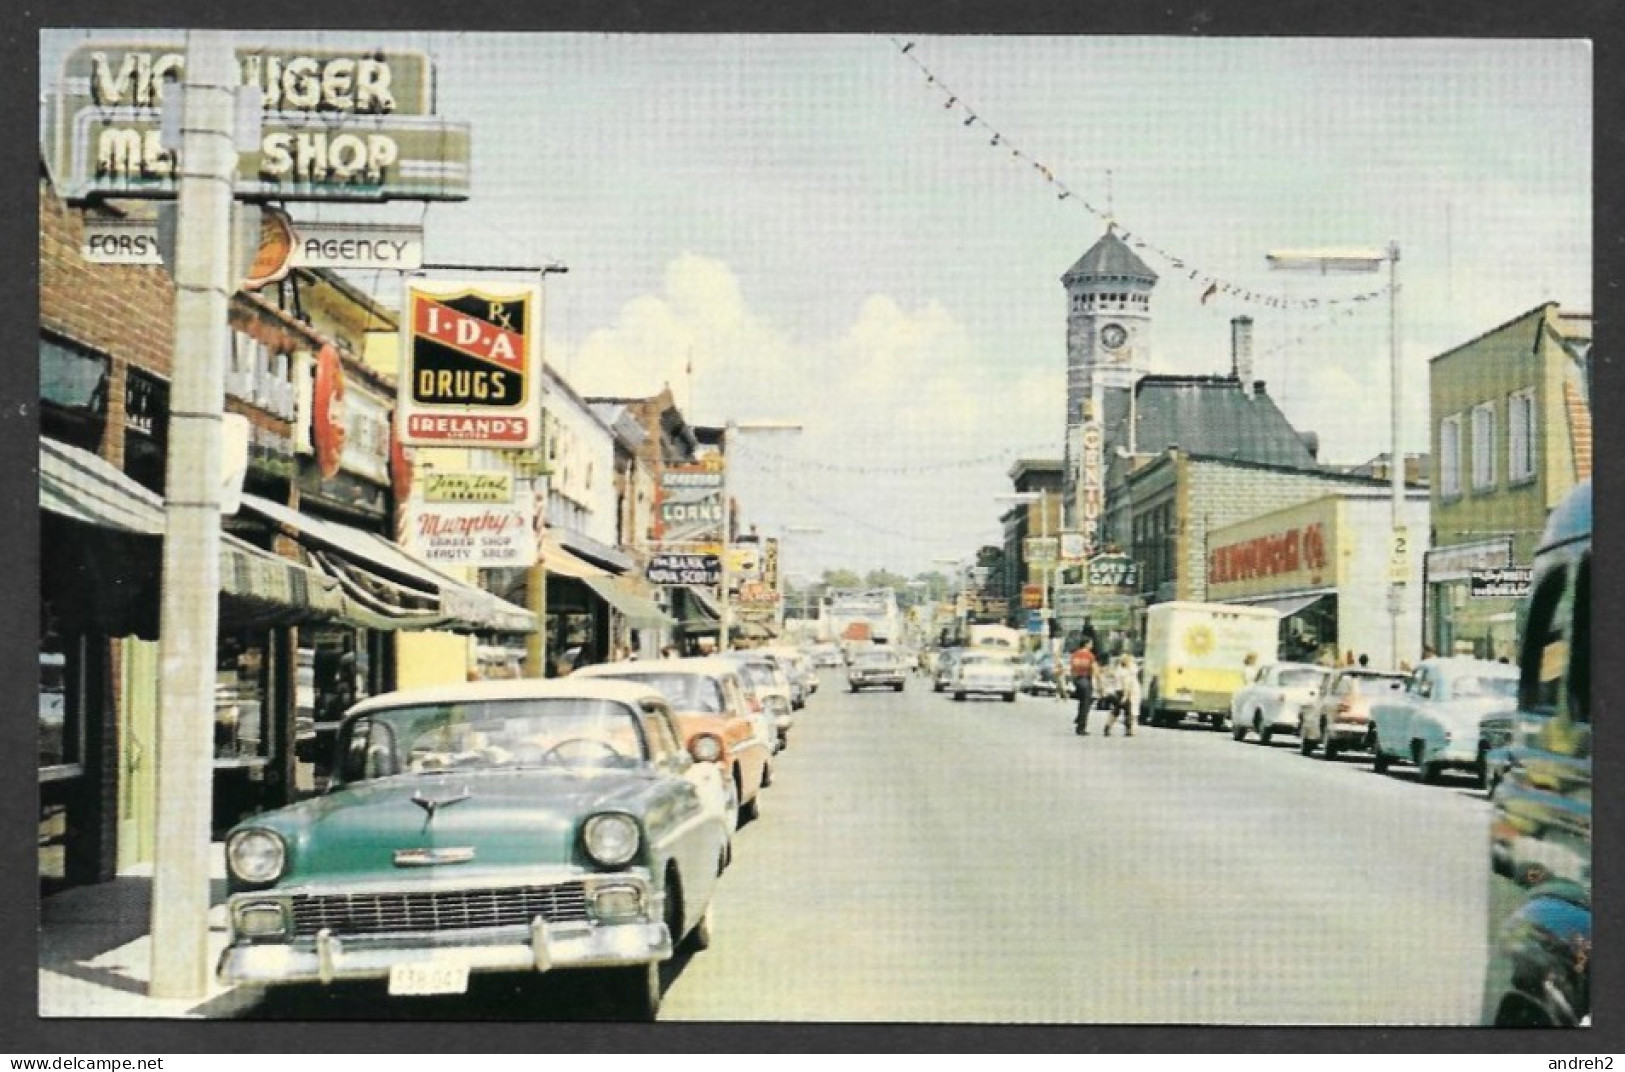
[689,732,723,763]
[583,813,641,867]
[226,828,286,885]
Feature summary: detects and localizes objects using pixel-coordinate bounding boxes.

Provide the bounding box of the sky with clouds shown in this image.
[40,30,1592,578]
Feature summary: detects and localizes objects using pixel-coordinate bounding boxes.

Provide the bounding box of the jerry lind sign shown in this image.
[403,484,537,568]
[398,280,542,449]
[45,45,469,202]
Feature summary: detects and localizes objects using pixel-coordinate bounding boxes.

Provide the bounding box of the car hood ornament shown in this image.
[411,786,472,821]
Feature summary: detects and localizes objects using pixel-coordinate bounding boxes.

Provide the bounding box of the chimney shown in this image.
[1231,316,1255,397]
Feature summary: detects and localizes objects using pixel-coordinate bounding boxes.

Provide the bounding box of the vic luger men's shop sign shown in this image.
[398,280,542,449]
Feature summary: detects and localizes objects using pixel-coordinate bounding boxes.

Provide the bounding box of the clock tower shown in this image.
[1061,226,1157,535]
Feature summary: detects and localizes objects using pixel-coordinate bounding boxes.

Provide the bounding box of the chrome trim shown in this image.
[393,847,477,867]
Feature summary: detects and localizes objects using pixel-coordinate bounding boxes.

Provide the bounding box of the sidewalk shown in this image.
[38,845,258,1019]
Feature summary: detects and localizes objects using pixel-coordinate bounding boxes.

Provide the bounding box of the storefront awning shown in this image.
[539,535,611,579]
[1233,592,1331,618]
[41,436,164,535]
[239,494,535,634]
[558,529,635,574]
[40,439,354,634]
[668,585,722,634]
[581,575,674,629]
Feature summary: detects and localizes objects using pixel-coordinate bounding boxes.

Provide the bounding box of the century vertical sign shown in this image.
[1077,420,1104,554]
[45,44,470,202]
[398,280,542,448]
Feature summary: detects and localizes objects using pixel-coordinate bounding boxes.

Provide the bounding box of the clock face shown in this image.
[1100,323,1128,351]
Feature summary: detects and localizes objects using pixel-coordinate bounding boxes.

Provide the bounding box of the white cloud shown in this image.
[561,257,1064,573]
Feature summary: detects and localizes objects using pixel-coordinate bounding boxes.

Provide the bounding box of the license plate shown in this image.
[388,959,470,996]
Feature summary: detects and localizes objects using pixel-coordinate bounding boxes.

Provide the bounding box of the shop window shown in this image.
[40,336,109,451]
[1507,388,1537,485]
[1438,414,1463,500]
[216,635,271,765]
[1471,402,1497,492]
[39,634,86,779]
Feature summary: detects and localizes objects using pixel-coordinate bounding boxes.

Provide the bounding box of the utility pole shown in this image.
[149,30,236,999]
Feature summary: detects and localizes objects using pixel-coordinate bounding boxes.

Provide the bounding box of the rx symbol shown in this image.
[487,302,516,332]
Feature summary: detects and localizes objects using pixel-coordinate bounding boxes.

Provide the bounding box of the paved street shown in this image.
[236,668,1490,1024]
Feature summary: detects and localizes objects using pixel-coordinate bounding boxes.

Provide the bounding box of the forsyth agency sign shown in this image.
[397,281,542,448]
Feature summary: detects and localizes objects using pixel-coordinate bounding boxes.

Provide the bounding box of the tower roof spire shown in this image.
[1061,227,1157,287]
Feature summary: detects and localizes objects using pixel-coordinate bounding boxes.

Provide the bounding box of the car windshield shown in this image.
[856,653,893,666]
[1453,674,1518,699]
[345,698,647,781]
[733,662,775,687]
[594,672,724,713]
[961,654,1001,667]
[1279,668,1325,688]
[1348,672,1406,693]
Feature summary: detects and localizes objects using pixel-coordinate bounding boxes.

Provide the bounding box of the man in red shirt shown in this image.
[1070,637,1100,736]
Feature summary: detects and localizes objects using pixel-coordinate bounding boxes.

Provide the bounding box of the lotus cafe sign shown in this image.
[44,43,471,204]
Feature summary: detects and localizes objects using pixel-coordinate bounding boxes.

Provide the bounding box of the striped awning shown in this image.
[240,494,535,634]
[40,438,349,632]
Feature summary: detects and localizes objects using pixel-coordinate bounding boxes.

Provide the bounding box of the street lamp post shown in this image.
[526,262,569,678]
[934,556,971,644]
[1267,242,1405,666]
[717,419,802,652]
[776,526,824,636]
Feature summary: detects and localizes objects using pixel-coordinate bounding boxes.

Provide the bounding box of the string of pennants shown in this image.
[742,454,1004,548]
[890,38,1392,313]
[736,440,1056,476]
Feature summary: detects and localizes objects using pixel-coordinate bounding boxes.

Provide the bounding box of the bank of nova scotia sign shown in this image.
[44,44,470,203]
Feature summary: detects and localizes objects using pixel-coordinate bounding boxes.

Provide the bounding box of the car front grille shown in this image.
[288,882,592,938]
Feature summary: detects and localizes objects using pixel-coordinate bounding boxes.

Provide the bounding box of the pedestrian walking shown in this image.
[1103,653,1140,736]
[1069,636,1100,735]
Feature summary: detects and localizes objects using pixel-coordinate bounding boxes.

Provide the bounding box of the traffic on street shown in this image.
[34,28,1591,1039]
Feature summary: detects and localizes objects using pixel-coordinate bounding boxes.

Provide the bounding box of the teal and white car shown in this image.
[1368,657,1518,786]
[216,678,729,1019]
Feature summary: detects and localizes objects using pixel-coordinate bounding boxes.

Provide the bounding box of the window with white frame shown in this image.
[1471,402,1497,492]
[1439,414,1463,499]
[1507,388,1537,485]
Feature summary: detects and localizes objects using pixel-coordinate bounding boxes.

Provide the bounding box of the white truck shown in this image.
[1141,601,1280,730]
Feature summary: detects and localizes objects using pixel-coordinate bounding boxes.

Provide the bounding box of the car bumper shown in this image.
[956,680,1016,695]
[217,874,672,988]
[849,675,904,687]
[219,917,673,987]
[1326,721,1371,745]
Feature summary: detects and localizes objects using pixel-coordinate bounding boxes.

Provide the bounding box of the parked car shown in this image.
[949,650,1019,703]
[763,645,818,701]
[717,651,794,752]
[1020,649,1062,696]
[216,678,729,1019]
[1483,480,1589,1027]
[932,648,962,693]
[1227,662,1329,744]
[847,647,907,692]
[1368,657,1518,785]
[1298,667,1407,758]
[573,657,771,827]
